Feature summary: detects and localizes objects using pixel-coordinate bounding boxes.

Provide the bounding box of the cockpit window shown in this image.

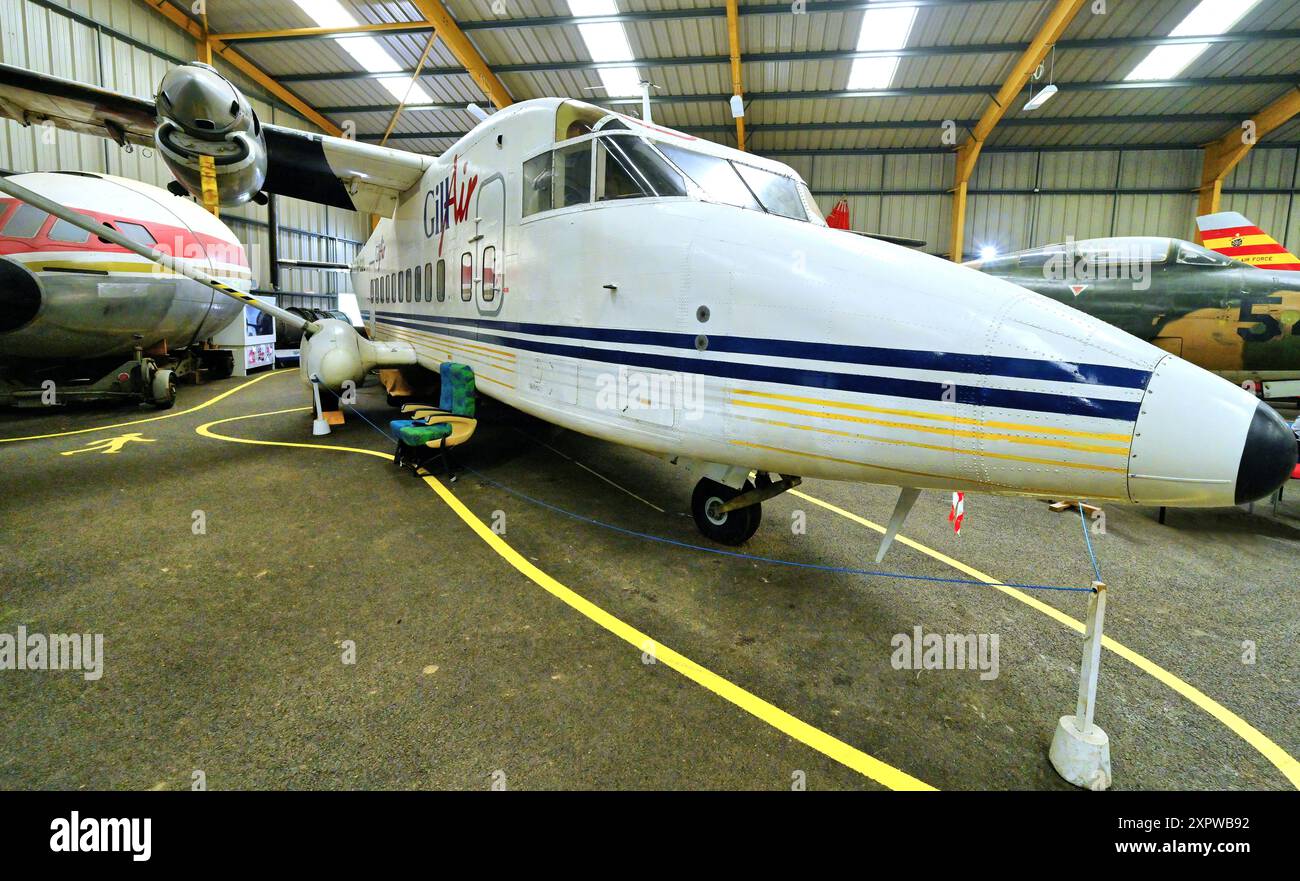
[657,145,761,211]
[732,162,807,221]
[657,145,808,221]
[2,202,49,238]
[797,182,826,225]
[523,152,552,217]
[555,141,592,208]
[597,135,686,201]
[1176,241,1231,267]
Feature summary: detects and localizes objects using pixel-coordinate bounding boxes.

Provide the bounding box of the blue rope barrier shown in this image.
[343,400,1094,594]
[1078,502,1103,583]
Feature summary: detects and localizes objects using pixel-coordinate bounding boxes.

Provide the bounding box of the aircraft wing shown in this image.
[0,62,431,214]
[261,124,430,213]
[0,63,156,147]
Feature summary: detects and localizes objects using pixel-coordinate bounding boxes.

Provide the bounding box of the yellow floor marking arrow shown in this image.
[60,432,156,455]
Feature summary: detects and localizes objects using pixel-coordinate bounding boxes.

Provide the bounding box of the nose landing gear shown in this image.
[690,472,802,546]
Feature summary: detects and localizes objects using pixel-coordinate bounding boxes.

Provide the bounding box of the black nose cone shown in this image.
[0,257,42,332]
[1235,402,1298,504]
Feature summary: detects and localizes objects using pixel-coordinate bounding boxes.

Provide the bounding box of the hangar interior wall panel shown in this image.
[804,145,1299,257]
[0,0,367,299]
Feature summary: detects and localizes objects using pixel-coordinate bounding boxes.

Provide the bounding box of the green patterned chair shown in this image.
[393,362,477,476]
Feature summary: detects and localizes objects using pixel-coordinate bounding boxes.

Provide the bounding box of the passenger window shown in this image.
[424,262,432,301]
[482,246,496,302]
[405,268,413,302]
[413,267,421,301]
[2,203,49,238]
[460,252,473,301]
[49,216,91,243]
[523,152,553,216]
[555,142,592,208]
[436,259,446,302]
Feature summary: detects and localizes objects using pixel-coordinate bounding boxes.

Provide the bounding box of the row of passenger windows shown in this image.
[369,249,498,306]
[0,200,157,245]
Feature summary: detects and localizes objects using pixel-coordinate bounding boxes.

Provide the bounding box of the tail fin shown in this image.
[1196,211,1300,270]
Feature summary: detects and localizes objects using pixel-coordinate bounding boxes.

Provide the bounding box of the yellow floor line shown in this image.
[0,368,292,444]
[789,488,1300,790]
[195,407,935,791]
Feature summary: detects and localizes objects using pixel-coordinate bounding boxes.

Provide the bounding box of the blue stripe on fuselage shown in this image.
[375,310,1151,390]
[375,312,1143,422]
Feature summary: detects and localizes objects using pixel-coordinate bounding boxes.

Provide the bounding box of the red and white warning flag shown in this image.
[948,491,965,534]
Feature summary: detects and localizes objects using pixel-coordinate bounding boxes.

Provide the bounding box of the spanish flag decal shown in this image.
[1196,211,1300,271]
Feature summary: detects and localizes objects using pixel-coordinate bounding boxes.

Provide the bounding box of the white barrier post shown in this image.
[310,378,331,436]
[1049,581,1112,790]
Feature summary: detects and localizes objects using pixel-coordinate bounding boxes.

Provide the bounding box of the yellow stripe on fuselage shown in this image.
[27,259,251,280]
[735,414,1128,474]
[730,388,1133,441]
[380,323,516,368]
[731,399,1130,456]
[729,438,1130,498]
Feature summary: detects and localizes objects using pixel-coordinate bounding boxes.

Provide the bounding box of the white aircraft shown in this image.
[0,61,1294,551]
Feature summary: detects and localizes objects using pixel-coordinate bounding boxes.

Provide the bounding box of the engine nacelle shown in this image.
[154,62,267,206]
[300,319,417,392]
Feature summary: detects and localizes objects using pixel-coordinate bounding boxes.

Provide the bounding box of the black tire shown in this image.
[691,478,761,546]
[149,368,176,410]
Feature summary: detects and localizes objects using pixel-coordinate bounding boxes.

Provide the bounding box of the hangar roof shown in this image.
[189,0,1300,159]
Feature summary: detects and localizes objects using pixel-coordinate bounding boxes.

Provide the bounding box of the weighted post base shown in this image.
[1049,714,1111,791]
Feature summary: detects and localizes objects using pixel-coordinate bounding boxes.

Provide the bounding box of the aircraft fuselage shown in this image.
[351,99,1293,508]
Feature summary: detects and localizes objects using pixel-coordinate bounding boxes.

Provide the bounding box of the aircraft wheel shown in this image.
[150,368,177,410]
[691,478,761,546]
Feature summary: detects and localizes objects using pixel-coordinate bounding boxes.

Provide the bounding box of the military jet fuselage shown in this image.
[970,237,1300,383]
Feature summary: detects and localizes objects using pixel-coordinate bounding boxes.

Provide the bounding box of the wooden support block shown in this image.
[324,410,345,426]
[1047,499,1101,517]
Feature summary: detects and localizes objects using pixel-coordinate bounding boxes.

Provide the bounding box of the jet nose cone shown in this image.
[1235,402,1298,504]
[0,257,42,333]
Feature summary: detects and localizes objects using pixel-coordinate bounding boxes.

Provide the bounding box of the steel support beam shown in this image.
[725,0,745,151]
[304,74,1297,104]
[380,29,441,146]
[356,112,1246,144]
[949,0,1086,262]
[1196,85,1300,230]
[275,40,1300,79]
[137,1,342,136]
[406,0,512,109]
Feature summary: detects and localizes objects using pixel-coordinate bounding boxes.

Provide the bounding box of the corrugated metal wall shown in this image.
[0,0,368,300]
[806,144,1300,258]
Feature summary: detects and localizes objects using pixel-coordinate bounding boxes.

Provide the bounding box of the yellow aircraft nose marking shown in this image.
[60,433,156,455]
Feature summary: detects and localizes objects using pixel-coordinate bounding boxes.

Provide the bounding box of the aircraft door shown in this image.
[475,174,505,315]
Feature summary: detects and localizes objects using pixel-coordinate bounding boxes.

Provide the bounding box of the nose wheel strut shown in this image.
[690,473,801,546]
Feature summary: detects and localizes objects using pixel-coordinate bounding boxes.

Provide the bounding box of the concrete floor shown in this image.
[0,368,1296,790]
